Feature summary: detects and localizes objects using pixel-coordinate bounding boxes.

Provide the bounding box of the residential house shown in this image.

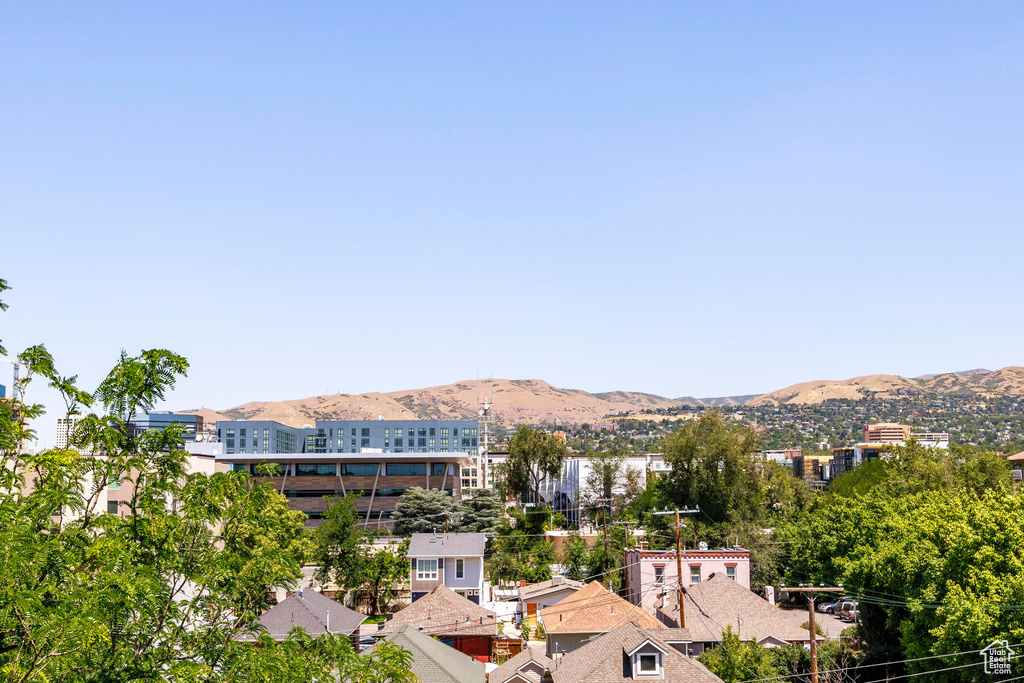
[489,649,553,683]
[375,583,499,662]
[549,621,724,683]
[624,547,750,614]
[250,589,365,644]
[408,532,486,603]
[365,623,485,683]
[518,576,585,626]
[540,580,664,657]
[655,573,810,652]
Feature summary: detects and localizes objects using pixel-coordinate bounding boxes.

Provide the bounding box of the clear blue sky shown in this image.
[3,2,1023,443]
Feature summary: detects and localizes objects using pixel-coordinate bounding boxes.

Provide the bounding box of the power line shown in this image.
[735,644,1024,683]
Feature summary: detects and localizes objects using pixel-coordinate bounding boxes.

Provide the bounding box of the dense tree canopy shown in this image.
[0,280,414,682]
[781,442,1019,681]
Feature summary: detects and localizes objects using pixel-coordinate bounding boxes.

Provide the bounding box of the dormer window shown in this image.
[627,641,667,679]
[633,652,662,677]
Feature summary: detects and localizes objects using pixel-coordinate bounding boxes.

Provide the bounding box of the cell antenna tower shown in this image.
[477,376,494,486]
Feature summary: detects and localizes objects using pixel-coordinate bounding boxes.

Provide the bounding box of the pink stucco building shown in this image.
[625,547,751,613]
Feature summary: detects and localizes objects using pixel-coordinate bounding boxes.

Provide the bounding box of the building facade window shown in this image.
[295,463,337,476]
[726,565,737,581]
[340,464,379,476]
[653,565,665,585]
[455,559,464,579]
[689,565,701,584]
[417,559,438,581]
[386,463,427,476]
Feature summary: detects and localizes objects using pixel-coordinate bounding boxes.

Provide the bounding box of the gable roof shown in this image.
[663,573,809,644]
[519,576,586,602]
[550,622,722,683]
[408,532,487,558]
[368,624,485,683]
[255,589,365,640]
[540,581,664,634]
[490,649,554,683]
[376,583,498,637]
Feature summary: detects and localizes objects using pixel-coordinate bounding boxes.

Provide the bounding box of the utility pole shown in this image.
[652,507,700,628]
[779,585,843,683]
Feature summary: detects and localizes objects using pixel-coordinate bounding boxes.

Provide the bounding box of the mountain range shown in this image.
[180,367,1024,428]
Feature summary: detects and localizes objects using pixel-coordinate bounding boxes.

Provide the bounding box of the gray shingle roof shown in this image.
[490,649,554,683]
[518,576,585,602]
[376,583,498,637]
[367,624,486,683]
[408,532,486,558]
[550,622,722,683]
[663,573,809,644]
[256,589,365,640]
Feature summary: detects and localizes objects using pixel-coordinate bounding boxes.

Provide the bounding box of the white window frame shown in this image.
[635,653,661,676]
[417,559,438,581]
[689,565,701,584]
[653,565,665,585]
[726,565,737,581]
[455,558,465,579]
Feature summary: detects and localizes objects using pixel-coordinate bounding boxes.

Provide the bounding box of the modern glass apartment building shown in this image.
[217,451,470,529]
[217,418,483,487]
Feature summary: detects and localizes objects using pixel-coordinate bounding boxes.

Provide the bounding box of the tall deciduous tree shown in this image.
[313,495,409,615]
[498,426,566,505]
[660,411,762,524]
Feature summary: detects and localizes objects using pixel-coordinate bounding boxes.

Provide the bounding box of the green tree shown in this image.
[698,626,781,683]
[485,507,554,585]
[0,285,414,683]
[783,487,1024,680]
[455,487,504,534]
[497,426,566,505]
[313,494,371,593]
[580,449,640,522]
[560,531,592,581]
[391,486,454,535]
[361,540,409,615]
[661,411,762,524]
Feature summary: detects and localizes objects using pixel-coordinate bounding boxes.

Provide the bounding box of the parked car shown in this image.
[816,599,838,614]
[838,600,858,621]
[818,596,852,614]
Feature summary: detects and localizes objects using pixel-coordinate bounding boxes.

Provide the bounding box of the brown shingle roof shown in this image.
[376,584,498,637]
[489,649,553,683]
[662,573,809,644]
[550,622,722,683]
[540,581,664,634]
